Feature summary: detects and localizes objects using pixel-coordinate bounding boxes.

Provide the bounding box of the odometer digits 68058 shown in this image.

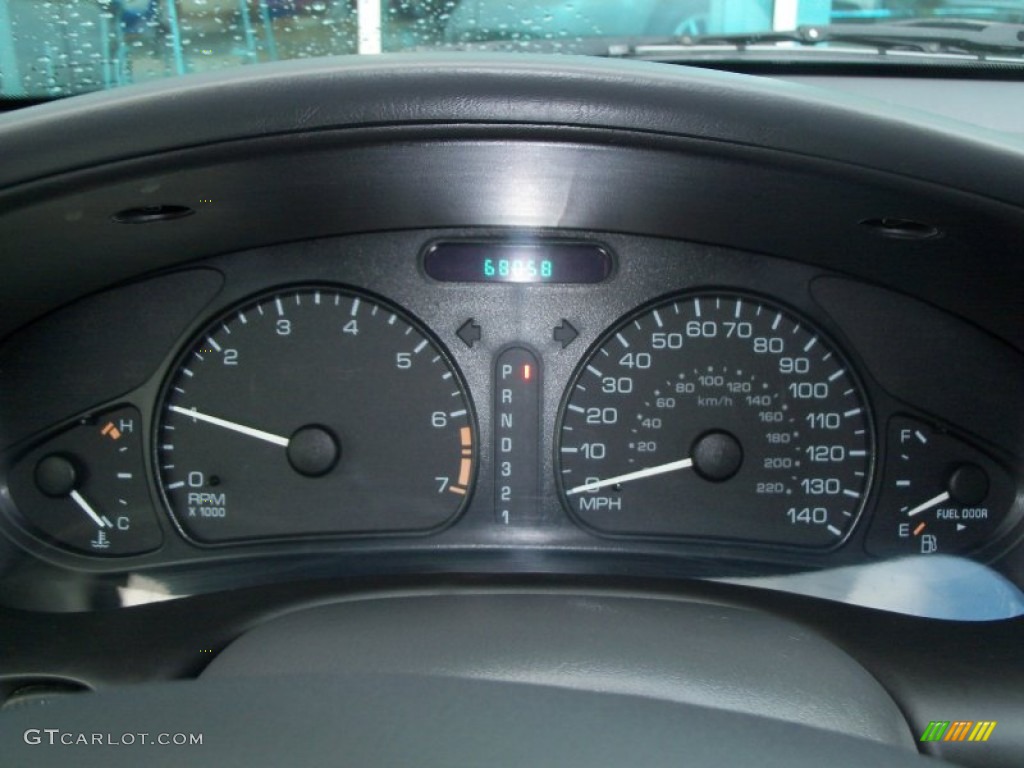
[156,286,475,542]
[423,242,612,284]
[556,293,871,548]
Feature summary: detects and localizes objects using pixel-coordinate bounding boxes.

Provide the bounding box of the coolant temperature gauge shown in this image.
[866,416,1016,557]
[6,406,163,556]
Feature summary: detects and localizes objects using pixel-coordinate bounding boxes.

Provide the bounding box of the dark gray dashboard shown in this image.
[1,54,1023,768]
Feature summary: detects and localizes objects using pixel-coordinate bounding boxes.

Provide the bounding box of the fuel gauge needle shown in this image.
[906,491,951,517]
[69,490,112,528]
[168,406,290,447]
[566,457,693,496]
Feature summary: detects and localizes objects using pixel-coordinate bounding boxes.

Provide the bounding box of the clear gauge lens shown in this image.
[556,293,872,548]
[156,286,476,542]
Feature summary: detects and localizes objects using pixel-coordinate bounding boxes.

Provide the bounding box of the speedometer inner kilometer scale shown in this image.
[557,294,871,548]
[157,287,475,542]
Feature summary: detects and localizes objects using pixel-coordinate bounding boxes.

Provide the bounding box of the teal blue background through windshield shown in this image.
[0,0,1021,98]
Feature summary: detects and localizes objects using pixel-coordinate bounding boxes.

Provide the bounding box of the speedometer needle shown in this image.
[566,457,693,496]
[169,406,290,447]
[905,491,951,517]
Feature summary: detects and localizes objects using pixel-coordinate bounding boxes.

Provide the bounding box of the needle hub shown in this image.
[691,431,743,482]
[287,426,341,478]
[35,454,79,497]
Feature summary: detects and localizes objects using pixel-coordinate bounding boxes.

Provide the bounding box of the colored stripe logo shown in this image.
[920,721,997,742]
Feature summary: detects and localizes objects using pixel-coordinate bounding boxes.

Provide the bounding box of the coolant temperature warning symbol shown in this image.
[494,347,542,526]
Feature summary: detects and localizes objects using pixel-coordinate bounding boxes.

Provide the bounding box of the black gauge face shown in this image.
[556,293,872,548]
[156,287,475,542]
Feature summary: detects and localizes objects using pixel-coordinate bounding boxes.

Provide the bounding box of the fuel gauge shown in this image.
[7,406,162,556]
[866,416,1016,557]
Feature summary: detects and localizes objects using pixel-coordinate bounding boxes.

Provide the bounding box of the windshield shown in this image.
[1,0,1023,98]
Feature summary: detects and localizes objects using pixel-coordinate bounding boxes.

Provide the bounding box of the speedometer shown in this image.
[556,293,872,548]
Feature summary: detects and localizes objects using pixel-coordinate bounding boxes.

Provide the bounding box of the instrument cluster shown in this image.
[0,230,1020,575]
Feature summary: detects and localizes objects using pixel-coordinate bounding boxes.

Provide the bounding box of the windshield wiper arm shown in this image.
[610,20,1024,58]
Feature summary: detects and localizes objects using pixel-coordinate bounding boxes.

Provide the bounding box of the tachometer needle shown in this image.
[566,457,693,496]
[69,490,112,528]
[906,491,951,518]
[169,406,290,447]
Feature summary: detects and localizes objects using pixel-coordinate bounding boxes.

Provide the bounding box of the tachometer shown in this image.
[556,293,871,548]
[156,286,475,542]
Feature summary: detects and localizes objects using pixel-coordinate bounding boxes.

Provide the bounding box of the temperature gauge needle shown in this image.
[69,490,112,528]
[566,457,693,496]
[906,491,951,517]
[169,406,290,447]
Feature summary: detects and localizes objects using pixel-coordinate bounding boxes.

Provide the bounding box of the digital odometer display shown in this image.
[556,293,872,548]
[423,242,612,284]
